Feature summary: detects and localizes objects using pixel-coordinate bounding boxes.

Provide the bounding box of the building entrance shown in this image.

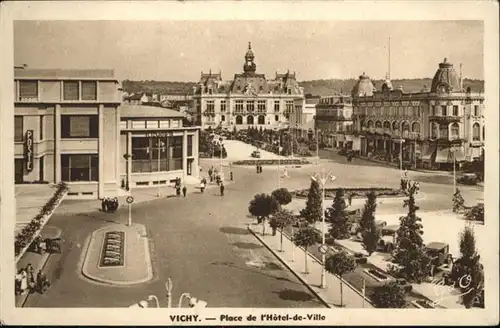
[15,159,24,184]
[187,158,193,176]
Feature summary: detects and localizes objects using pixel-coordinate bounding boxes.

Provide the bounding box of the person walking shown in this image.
[348,193,353,206]
[220,182,225,196]
[176,185,181,197]
[230,171,233,181]
[200,180,205,193]
[182,185,187,197]
[101,198,106,212]
[208,168,213,182]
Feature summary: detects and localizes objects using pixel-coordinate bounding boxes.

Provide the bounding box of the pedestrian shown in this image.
[230,171,233,181]
[101,198,106,212]
[415,182,420,194]
[36,270,43,293]
[348,193,353,206]
[26,264,35,292]
[182,185,187,197]
[200,180,205,193]
[19,269,28,295]
[208,168,213,181]
[220,182,225,196]
[216,175,221,186]
[176,185,181,197]
[256,164,259,174]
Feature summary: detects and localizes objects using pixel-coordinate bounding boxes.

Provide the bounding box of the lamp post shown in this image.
[147,295,160,308]
[165,278,173,308]
[311,171,336,289]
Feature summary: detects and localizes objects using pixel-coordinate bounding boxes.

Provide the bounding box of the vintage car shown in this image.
[456,173,478,185]
[377,224,399,253]
[426,242,451,267]
[251,150,261,158]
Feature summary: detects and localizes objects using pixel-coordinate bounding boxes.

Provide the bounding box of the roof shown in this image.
[351,72,375,98]
[120,104,185,118]
[14,68,117,81]
[430,58,461,93]
[426,242,449,251]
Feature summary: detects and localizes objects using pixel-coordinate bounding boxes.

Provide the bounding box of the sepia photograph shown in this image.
[1,1,498,326]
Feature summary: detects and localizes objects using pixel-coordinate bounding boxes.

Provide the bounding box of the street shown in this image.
[24,151,483,308]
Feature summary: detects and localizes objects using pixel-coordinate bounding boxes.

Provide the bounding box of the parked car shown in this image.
[456,173,478,185]
[251,150,261,158]
[426,242,450,267]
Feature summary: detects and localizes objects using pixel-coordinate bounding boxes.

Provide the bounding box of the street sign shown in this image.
[318,244,328,254]
[126,196,134,204]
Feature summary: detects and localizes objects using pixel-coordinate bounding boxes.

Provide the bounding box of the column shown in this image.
[54,104,61,183]
[115,105,121,190]
[98,104,104,198]
[127,131,132,188]
[182,130,188,182]
[193,129,200,178]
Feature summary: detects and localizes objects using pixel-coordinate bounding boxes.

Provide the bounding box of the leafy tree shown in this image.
[391,184,432,283]
[360,191,380,256]
[271,188,293,208]
[269,209,296,252]
[465,203,484,223]
[452,189,465,213]
[293,226,321,274]
[324,251,357,307]
[325,189,351,240]
[371,281,408,308]
[299,179,323,224]
[248,193,279,236]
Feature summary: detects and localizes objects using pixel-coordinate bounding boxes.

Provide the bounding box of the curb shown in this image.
[18,226,62,308]
[247,225,331,309]
[81,224,153,286]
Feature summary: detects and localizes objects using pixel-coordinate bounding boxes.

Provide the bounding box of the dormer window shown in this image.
[208,88,213,95]
[287,88,292,95]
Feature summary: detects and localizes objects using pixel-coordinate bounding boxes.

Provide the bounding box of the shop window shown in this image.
[187,135,193,157]
[82,81,97,101]
[61,154,98,182]
[63,81,79,101]
[15,116,23,142]
[61,115,98,138]
[19,80,38,100]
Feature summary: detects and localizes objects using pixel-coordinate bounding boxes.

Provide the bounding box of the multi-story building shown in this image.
[350,58,485,170]
[291,95,319,139]
[314,94,354,148]
[192,42,304,130]
[14,68,200,199]
[14,68,122,198]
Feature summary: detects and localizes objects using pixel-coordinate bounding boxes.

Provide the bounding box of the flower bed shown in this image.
[15,182,69,260]
[232,159,311,166]
[364,268,391,282]
[291,187,404,199]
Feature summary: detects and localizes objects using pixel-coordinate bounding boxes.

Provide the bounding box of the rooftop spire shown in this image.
[387,36,391,80]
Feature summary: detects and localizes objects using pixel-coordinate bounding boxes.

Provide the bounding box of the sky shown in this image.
[14,20,483,82]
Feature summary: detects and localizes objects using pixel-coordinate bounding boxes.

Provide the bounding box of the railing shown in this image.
[429,115,461,123]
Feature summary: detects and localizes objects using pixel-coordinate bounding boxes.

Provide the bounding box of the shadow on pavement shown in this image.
[261,262,283,271]
[219,227,250,235]
[73,212,122,225]
[231,242,264,250]
[274,289,315,302]
[211,261,295,285]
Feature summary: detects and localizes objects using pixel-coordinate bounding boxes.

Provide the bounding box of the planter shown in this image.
[232,159,311,166]
[364,268,391,282]
[291,187,404,199]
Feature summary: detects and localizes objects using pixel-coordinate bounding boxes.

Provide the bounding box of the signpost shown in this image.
[24,130,34,172]
[126,196,134,226]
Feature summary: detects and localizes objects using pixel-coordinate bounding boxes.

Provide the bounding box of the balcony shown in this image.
[203,111,216,117]
[429,115,461,124]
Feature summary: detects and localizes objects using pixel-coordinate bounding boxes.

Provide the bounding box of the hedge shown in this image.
[291,187,404,199]
[232,159,311,166]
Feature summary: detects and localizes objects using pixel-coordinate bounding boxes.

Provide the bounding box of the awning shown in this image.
[469,147,482,159]
[435,148,450,163]
[422,146,436,161]
[345,135,353,142]
[450,148,466,162]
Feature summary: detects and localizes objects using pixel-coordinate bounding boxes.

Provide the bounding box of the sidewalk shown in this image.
[15,225,62,307]
[15,184,58,236]
[248,224,373,308]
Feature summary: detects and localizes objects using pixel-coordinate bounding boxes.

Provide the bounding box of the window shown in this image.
[131,137,170,173]
[187,135,193,157]
[159,120,170,128]
[206,100,215,112]
[63,81,79,100]
[431,123,438,139]
[61,115,99,138]
[19,80,38,99]
[472,123,480,141]
[39,116,44,141]
[146,120,158,129]
[474,105,479,117]
[132,121,146,129]
[81,81,97,100]
[170,136,183,170]
[61,154,98,182]
[208,88,213,95]
[257,100,266,113]
[15,116,23,142]
[220,100,226,112]
[235,100,244,113]
[285,100,294,114]
[274,100,280,112]
[287,88,292,95]
[398,107,404,116]
[221,115,225,122]
[275,115,279,122]
[453,105,459,116]
[441,106,447,116]
[246,101,255,113]
[450,123,459,139]
[431,106,435,116]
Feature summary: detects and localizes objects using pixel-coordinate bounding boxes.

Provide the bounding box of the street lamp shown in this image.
[311,171,336,289]
[147,295,160,308]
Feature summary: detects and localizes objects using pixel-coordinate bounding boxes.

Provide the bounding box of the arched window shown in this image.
[375,121,382,128]
[235,115,243,125]
[247,115,254,125]
[439,124,448,139]
[450,123,459,139]
[367,121,374,128]
[431,123,439,139]
[383,121,391,129]
[402,121,410,132]
[258,115,265,125]
[472,123,480,141]
[411,122,420,133]
[392,121,399,131]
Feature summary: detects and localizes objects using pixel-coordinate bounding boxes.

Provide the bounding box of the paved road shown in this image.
[24,150,483,308]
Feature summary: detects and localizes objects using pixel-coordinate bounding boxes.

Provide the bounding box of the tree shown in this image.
[269,209,296,252]
[299,179,323,224]
[271,188,293,207]
[248,193,279,236]
[452,189,465,213]
[371,281,407,308]
[324,251,357,307]
[293,226,321,274]
[360,191,380,256]
[391,184,432,283]
[325,189,351,240]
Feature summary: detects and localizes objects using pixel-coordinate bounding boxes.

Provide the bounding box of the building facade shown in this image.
[350,58,485,169]
[192,42,304,130]
[314,94,354,148]
[292,95,318,138]
[14,68,121,198]
[119,104,200,189]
